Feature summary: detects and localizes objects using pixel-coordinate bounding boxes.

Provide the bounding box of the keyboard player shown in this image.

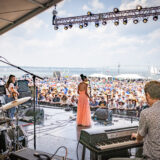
[109,81,160,160]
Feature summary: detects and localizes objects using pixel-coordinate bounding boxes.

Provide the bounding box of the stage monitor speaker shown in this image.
[17,80,31,98]
[17,80,29,92]
[10,148,62,160]
[94,108,109,120]
[0,85,6,96]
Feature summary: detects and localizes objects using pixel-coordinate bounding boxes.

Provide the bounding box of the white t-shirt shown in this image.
[6,83,15,96]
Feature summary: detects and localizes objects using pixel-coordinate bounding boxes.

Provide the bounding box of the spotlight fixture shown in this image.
[69,24,73,28]
[153,15,158,21]
[52,9,58,25]
[133,19,138,24]
[102,21,107,25]
[79,24,83,29]
[123,19,127,25]
[143,18,148,23]
[113,8,119,13]
[136,5,142,11]
[64,26,68,30]
[54,26,58,30]
[87,11,92,16]
[95,22,99,27]
[84,22,88,27]
[114,20,119,26]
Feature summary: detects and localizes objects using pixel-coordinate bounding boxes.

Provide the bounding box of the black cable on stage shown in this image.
[27,119,74,142]
[76,141,80,160]
[27,119,73,135]
[50,146,68,160]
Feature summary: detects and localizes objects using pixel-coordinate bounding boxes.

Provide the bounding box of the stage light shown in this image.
[54,26,58,30]
[143,18,148,23]
[64,26,68,30]
[95,22,99,27]
[79,24,83,29]
[133,19,138,24]
[102,21,107,25]
[136,5,142,11]
[114,20,119,26]
[84,22,88,27]
[52,9,58,25]
[123,19,127,25]
[113,8,119,13]
[87,11,92,16]
[153,15,158,21]
[69,24,73,28]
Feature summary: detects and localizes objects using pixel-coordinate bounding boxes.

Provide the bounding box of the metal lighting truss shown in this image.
[54,6,160,27]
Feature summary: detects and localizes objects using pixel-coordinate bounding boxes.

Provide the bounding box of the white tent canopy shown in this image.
[72,74,79,77]
[89,73,112,79]
[115,74,145,80]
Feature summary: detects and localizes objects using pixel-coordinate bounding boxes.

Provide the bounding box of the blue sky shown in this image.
[0,0,160,68]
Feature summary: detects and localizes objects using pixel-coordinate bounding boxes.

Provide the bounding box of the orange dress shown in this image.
[77,91,91,126]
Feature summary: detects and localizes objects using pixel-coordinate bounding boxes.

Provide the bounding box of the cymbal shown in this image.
[0,117,11,125]
[1,97,31,111]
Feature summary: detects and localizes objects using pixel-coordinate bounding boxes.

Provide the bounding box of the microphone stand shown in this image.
[0,58,43,150]
[88,80,92,99]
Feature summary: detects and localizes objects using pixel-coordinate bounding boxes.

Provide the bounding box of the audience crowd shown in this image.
[27,77,148,116]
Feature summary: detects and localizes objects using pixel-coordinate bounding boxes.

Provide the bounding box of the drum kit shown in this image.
[0,97,31,159]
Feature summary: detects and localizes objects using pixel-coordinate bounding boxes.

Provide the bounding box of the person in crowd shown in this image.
[136,100,144,117]
[5,75,19,119]
[108,99,117,110]
[99,97,107,108]
[63,86,68,95]
[90,98,99,108]
[52,94,60,104]
[60,94,68,106]
[70,95,77,106]
[77,74,91,127]
[39,93,46,101]
[126,99,134,110]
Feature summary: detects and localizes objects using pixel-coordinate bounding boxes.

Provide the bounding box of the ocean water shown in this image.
[0,65,159,79]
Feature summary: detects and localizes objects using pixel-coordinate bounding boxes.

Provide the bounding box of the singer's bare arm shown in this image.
[84,83,90,98]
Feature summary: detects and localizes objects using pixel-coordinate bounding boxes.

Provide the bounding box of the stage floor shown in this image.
[22,107,140,160]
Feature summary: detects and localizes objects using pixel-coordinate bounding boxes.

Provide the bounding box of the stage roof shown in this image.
[0,0,62,35]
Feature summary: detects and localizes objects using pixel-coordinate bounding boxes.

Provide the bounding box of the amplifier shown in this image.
[17,80,31,98]
[9,148,66,160]
[17,80,29,92]
[0,85,6,96]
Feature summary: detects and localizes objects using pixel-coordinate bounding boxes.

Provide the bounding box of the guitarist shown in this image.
[5,75,19,119]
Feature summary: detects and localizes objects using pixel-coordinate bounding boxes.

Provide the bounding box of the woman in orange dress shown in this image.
[77,74,91,127]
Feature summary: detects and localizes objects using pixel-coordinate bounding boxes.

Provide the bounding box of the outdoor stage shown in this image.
[21,107,142,160]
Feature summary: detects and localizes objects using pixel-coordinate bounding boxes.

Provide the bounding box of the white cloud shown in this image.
[57,0,71,9]
[20,17,47,34]
[120,0,160,10]
[82,0,104,12]
[1,22,160,68]
[1,0,160,68]
[90,0,104,10]
[82,4,90,12]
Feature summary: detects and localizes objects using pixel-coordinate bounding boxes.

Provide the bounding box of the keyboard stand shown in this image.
[90,152,102,160]
[81,145,102,160]
[81,145,86,160]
